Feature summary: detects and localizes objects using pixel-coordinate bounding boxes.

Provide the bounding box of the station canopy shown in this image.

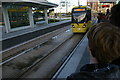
[1,0,58,10]
[87,0,117,2]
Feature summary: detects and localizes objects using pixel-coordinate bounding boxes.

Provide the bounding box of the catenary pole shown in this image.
[78,0,80,6]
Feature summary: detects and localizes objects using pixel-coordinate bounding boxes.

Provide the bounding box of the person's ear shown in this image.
[90,56,98,64]
[88,45,98,64]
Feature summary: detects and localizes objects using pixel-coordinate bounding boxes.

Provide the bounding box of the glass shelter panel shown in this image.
[8,5,29,29]
[33,8,45,25]
[0,7,4,26]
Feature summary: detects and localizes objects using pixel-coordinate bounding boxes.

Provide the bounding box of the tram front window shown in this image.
[72,12,86,23]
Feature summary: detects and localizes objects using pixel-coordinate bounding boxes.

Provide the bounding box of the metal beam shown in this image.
[44,8,48,24]
[28,7,34,27]
[1,0,58,8]
[2,6,11,33]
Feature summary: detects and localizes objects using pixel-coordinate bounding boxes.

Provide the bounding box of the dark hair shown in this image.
[87,22,120,63]
[109,4,120,27]
[106,9,109,14]
[118,1,120,4]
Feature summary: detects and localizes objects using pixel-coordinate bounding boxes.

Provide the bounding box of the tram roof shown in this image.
[1,0,58,9]
[73,6,91,9]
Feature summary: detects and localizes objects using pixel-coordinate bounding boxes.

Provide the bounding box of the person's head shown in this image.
[109,4,120,27]
[118,1,120,4]
[106,9,109,13]
[87,22,120,64]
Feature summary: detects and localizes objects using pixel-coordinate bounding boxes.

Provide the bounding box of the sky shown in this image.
[47,0,87,13]
[47,0,87,5]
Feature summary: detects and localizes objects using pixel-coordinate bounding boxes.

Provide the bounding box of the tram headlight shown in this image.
[82,24,86,28]
[72,25,75,28]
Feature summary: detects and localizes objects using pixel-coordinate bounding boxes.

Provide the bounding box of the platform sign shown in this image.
[74,9,85,12]
[8,9,28,12]
[8,7,29,12]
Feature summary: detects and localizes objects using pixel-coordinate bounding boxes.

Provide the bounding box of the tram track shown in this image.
[2,25,84,79]
[1,25,71,64]
[20,33,84,78]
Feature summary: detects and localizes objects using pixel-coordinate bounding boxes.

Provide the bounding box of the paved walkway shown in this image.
[53,34,90,78]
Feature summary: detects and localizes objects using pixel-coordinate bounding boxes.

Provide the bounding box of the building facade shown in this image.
[87,0,117,13]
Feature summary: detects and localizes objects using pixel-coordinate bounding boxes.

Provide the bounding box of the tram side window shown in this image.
[86,10,91,21]
[81,10,91,23]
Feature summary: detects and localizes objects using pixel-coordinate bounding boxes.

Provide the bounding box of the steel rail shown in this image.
[1,26,71,65]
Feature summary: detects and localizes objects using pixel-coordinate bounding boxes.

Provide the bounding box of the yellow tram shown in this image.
[71,6,92,33]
